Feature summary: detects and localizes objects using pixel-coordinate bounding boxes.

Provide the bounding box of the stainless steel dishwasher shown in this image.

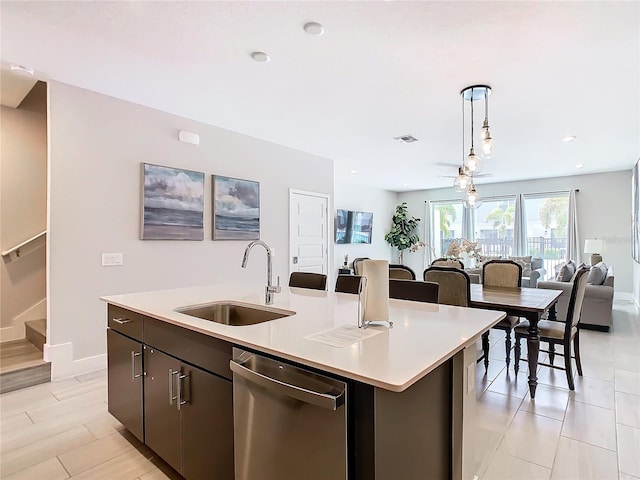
[230,348,348,480]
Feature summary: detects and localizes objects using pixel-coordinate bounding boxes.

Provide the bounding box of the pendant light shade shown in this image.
[464,147,483,174]
[464,184,483,209]
[453,167,470,192]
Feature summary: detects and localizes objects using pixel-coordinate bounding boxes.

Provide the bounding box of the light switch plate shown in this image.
[102,253,123,266]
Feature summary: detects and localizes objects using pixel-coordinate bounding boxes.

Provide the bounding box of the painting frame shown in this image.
[212,175,260,240]
[140,163,205,241]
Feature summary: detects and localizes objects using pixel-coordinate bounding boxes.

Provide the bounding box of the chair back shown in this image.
[352,257,370,275]
[482,259,522,288]
[389,264,416,280]
[430,257,465,269]
[335,275,363,294]
[389,279,439,303]
[564,267,590,334]
[423,266,471,307]
[289,272,327,291]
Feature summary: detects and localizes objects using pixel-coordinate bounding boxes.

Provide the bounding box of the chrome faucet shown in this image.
[241,240,281,305]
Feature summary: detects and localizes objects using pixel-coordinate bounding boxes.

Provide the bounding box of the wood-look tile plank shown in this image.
[58,431,136,476]
[84,414,126,440]
[67,448,157,480]
[0,456,70,480]
[0,340,44,372]
[27,389,106,423]
[0,426,95,477]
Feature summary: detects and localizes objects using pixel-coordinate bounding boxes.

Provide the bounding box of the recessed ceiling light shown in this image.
[250,52,270,62]
[562,136,576,143]
[350,170,357,175]
[576,163,585,169]
[394,135,418,143]
[10,64,34,76]
[303,22,324,35]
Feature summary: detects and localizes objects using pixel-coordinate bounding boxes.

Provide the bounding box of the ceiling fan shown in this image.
[435,163,494,179]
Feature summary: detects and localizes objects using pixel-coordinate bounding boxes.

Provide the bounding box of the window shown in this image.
[474,197,516,257]
[524,193,569,277]
[430,201,464,257]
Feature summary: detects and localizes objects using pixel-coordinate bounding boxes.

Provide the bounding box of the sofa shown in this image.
[537,261,614,331]
[465,255,547,287]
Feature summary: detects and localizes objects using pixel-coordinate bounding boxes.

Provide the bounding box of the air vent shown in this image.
[394,134,418,143]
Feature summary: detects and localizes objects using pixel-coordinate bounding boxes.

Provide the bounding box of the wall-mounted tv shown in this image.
[335,209,373,244]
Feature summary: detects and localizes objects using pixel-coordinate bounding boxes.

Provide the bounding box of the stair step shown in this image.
[0,339,51,394]
[25,318,46,351]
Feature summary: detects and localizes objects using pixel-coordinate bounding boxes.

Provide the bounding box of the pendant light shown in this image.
[461,86,485,174]
[463,182,483,209]
[453,167,470,193]
[481,88,495,156]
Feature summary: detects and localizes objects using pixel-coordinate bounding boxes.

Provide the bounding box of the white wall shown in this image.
[333,178,398,277]
[0,104,47,338]
[399,171,634,293]
[46,81,334,378]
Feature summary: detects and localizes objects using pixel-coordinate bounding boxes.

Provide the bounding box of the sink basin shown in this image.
[175,301,294,326]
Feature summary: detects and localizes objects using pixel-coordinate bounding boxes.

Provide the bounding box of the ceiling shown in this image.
[1,1,638,192]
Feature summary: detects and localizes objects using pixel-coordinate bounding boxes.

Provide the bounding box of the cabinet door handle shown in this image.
[112,317,132,325]
[177,373,189,410]
[131,351,142,381]
[168,369,179,405]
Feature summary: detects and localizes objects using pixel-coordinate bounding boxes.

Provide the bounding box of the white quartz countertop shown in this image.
[101,283,505,392]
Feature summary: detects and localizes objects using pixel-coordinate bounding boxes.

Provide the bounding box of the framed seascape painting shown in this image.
[213,175,260,240]
[140,163,204,240]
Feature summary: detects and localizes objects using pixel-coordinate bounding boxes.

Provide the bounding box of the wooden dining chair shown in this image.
[514,266,589,390]
[480,259,523,368]
[423,266,471,307]
[288,272,327,291]
[335,275,363,294]
[389,264,416,280]
[389,278,439,303]
[429,257,465,269]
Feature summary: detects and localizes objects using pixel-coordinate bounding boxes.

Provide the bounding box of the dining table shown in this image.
[469,284,563,399]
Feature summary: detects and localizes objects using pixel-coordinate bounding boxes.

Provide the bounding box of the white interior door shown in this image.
[289,190,329,276]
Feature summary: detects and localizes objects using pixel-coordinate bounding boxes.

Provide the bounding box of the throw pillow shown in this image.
[556,260,576,282]
[586,261,607,285]
[510,255,532,277]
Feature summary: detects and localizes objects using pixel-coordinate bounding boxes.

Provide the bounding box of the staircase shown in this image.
[0,318,51,394]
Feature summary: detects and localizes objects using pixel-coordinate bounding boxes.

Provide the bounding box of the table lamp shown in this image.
[584,239,604,265]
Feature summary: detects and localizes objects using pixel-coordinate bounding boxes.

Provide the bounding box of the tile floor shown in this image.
[0,299,638,479]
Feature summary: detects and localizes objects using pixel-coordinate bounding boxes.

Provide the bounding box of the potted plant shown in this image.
[385,202,421,264]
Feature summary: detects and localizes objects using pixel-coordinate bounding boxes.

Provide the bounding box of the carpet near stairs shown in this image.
[0,319,51,394]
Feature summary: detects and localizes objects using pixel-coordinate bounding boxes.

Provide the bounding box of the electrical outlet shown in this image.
[467,363,475,393]
[102,253,123,266]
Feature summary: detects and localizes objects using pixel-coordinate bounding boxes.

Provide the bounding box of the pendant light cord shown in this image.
[470,87,475,149]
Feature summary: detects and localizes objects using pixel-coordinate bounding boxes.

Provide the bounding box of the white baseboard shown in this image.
[44,342,107,381]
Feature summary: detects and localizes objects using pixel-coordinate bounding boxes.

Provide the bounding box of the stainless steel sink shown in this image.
[175,301,294,326]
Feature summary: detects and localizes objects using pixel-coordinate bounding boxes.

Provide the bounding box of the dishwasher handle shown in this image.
[230,358,345,411]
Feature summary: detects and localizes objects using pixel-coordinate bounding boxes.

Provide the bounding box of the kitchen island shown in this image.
[102,283,505,480]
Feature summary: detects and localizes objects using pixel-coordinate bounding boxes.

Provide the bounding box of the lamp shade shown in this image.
[584,239,604,254]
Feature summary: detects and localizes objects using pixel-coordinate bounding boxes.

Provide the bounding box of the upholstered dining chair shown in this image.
[480,259,523,368]
[514,266,589,390]
[289,272,327,291]
[423,266,471,307]
[430,257,465,269]
[352,257,370,276]
[389,264,416,280]
[389,278,439,303]
[335,275,363,294]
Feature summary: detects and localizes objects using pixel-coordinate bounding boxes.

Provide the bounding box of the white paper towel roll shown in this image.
[361,260,390,322]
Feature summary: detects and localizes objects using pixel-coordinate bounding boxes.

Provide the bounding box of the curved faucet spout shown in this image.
[241,240,280,304]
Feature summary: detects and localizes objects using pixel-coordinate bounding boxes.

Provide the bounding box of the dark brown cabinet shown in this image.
[144,347,234,480]
[106,329,144,442]
[106,304,233,480]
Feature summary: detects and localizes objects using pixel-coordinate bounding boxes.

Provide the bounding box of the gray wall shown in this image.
[333,178,398,277]
[399,171,634,293]
[47,81,334,376]
[0,104,47,335]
